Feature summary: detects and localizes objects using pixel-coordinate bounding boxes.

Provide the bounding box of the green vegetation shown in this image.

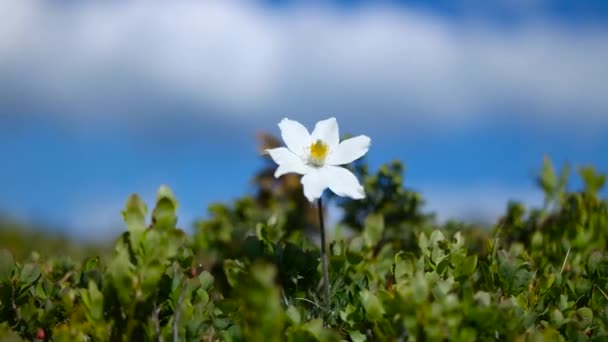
[1,151,607,341]
[0,219,110,262]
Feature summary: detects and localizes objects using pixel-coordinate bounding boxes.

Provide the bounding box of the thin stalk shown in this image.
[293,297,325,310]
[560,247,571,274]
[152,303,163,342]
[317,197,330,306]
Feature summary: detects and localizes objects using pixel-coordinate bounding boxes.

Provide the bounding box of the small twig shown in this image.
[58,271,74,285]
[595,284,608,302]
[10,283,21,328]
[152,303,163,342]
[317,198,331,307]
[173,280,187,342]
[560,247,571,274]
[293,297,325,310]
[281,289,290,306]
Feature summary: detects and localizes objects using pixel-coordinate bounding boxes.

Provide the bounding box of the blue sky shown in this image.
[1,0,607,239]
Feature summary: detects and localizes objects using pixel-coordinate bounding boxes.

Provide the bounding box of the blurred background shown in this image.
[1,0,607,243]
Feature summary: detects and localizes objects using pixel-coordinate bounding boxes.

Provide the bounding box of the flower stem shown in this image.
[317,197,330,306]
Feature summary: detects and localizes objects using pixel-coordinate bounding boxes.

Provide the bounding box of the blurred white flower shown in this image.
[267,117,370,202]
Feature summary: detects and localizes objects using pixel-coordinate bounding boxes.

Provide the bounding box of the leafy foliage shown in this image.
[1,153,607,341]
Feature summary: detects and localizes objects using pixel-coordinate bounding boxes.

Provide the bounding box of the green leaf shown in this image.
[349,330,366,342]
[360,289,385,322]
[347,237,365,264]
[286,328,317,342]
[394,252,414,282]
[140,260,165,298]
[107,236,137,305]
[19,263,41,284]
[295,318,325,339]
[195,287,210,306]
[198,271,214,291]
[551,309,566,327]
[122,193,148,247]
[152,185,178,229]
[286,305,301,325]
[454,255,478,279]
[250,262,277,287]
[429,230,446,247]
[538,155,557,197]
[152,198,178,230]
[339,304,358,327]
[224,259,245,288]
[573,278,592,297]
[579,166,606,195]
[80,256,102,288]
[152,185,179,230]
[510,268,532,296]
[587,251,608,277]
[431,245,447,266]
[497,252,531,295]
[363,214,384,248]
[157,184,178,203]
[80,280,104,322]
[452,231,465,250]
[418,232,429,255]
[576,307,593,327]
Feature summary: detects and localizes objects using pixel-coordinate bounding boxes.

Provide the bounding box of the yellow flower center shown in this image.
[309,139,329,166]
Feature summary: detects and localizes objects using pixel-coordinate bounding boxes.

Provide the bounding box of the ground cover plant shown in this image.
[1,132,607,341]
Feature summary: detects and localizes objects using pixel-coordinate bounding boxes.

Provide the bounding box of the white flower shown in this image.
[266,117,371,202]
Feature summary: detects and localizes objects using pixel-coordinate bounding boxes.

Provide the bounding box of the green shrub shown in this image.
[0,157,607,341]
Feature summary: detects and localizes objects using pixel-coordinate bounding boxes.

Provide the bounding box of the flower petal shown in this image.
[327,135,371,166]
[322,165,365,199]
[278,118,311,158]
[266,147,310,177]
[300,169,327,202]
[311,117,339,149]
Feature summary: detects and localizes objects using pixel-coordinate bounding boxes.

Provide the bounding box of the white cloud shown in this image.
[1,0,607,130]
